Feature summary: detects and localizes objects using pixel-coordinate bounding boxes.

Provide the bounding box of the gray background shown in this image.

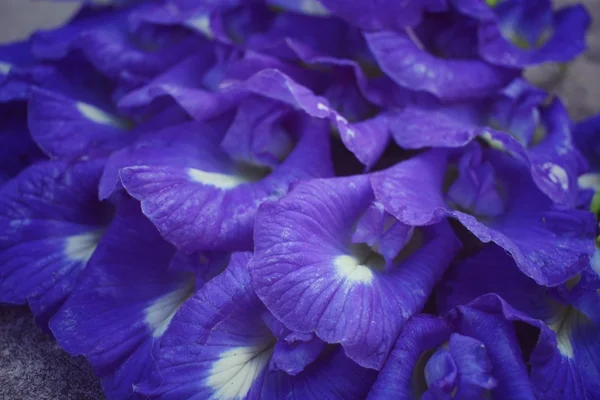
[0,1,599,399]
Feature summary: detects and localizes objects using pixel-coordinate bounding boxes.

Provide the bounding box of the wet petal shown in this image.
[120,116,333,251]
[250,175,461,369]
[138,252,375,399]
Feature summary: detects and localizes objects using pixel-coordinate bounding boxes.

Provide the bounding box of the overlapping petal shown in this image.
[119,115,333,252]
[50,198,209,398]
[368,297,537,400]
[475,2,590,68]
[250,174,461,369]
[439,245,600,399]
[371,146,596,286]
[0,158,112,324]
[138,251,376,399]
[364,29,517,101]
[32,4,200,83]
[28,60,135,159]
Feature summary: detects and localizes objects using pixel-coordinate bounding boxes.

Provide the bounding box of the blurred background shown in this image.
[0,1,599,399]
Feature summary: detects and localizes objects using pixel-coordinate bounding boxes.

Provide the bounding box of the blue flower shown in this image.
[0,0,598,398]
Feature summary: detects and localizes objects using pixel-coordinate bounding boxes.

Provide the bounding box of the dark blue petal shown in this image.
[50,198,198,398]
[0,158,111,324]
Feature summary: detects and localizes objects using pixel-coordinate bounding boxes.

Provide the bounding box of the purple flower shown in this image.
[364,11,518,101]
[453,0,591,68]
[137,251,376,399]
[371,143,596,286]
[32,3,200,85]
[439,245,600,398]
[389,79,586,206]
[51,198,222,397]
[249,174,461,369]
[0,0,598,398]
[367,298,535,399]
[0,158,112,324]
[116,112,333,252]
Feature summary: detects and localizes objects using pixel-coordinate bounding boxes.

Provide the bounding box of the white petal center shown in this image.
[185,15,213,38]
[64,231,103,262]
[76,102,129,129]
[187,168,249,190]
[206,341,274,400]
[144,278,195,338]
[0,62,12,75]
[334,255,374,284]
[548,306,577,358]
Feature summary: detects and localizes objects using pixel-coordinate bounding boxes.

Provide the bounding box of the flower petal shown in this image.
[250,175,461,368]
[138,251,375,399]
[0,159,111,324]
[364,30,517,101]
[478,4,590,68]
[448,295,538,399]
[50,198,197,398]
[367,315,453,399]
[373,148,597,286]
[120,116,333,251]
[438,244,554,321]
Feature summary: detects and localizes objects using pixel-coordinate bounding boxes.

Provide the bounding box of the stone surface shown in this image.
[0,306,104,400]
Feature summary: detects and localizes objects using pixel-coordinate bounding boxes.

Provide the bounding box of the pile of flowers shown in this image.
[1,0,600,398]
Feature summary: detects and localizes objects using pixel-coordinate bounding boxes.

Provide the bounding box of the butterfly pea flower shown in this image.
[0,158,112,325]
[389,79,586,206]
[249,174,461,369]
[452,0,590,68]
[369,294,544,399]
[0,41,53,103]
[112,111,332,252]
[372,143,596,286]
[31,2,201,85]
[364,10,518,102]
[138,251,377,399]
[439,245,600,399]
[115,45,325,121]
[27,56,137,160]
[50,198,226,398]
[122,6,392,168]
